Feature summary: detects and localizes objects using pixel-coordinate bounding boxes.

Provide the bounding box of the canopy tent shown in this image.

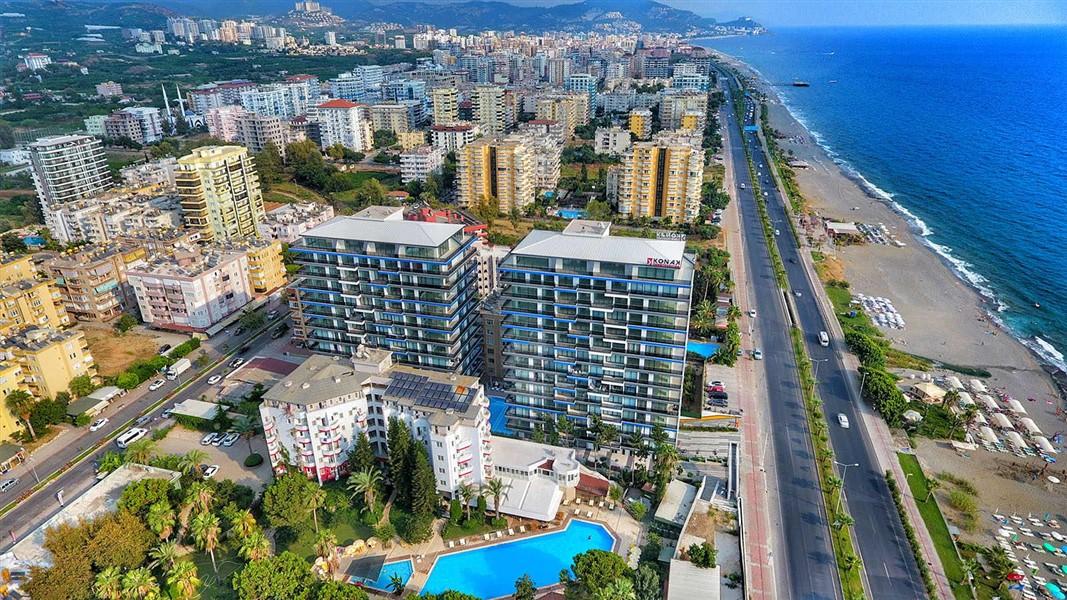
[1004,430,1028,450]
[1007,399,1027,414]
[970,379,988,393]
[912,382,946,403]
[991,413,1014,430]
[902,409,923,423]
[979,426,999,445]
[1019,417,1042,436]
[1034,436,1057,455]
[979,394,999,411]
[945,376,964,390]
[973,412,988,425]
[956,392,975,407]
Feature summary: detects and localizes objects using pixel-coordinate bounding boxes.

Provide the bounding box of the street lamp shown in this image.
[811,358,829,392]
[833,461,860,513]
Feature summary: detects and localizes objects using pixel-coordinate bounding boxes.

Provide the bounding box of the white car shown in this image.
[267,310,279,319]
[229,358,245,369]
[201,432,219,446]
[221,432,240,447]
[201,465,220,479]
[748,309,757,318]
[0,479,18,493]
[752,349,763,360]
[838,413,850,429]
[89,418,108,432]
[149,379,166,391]
[207,374,223,385]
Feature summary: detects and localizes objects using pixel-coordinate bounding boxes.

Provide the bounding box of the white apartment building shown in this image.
[126,248,253,332]
[95,81,123,98]
[368,103,411,134]
[103,107,164,144]
[205,105,247,141]
[28,135,113,237]
[52,194,182,244]
[240,83,310,120]
[474,241,509,297]
[309,99,373,152]
[430,122,479,152]
[400,145,445,184]
[594,126,632,156]
[83,115,107,137]
[257,202,336,243]
[260,351,494,491]
[120,157,178,191]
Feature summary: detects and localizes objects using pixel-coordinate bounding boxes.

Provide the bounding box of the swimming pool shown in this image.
[421,520,615,599]
[488,396,513,435]
[353,559,413,592]
[687,340,721,359]
[557,208,587,219]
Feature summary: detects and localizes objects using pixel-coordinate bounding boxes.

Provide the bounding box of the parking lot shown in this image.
[702,363,741,417]
[156,426,272,492]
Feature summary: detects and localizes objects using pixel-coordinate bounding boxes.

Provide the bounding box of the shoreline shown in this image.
[705,49,1066,433]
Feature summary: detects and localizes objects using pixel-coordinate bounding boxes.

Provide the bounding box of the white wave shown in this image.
[1027,337,1067,375]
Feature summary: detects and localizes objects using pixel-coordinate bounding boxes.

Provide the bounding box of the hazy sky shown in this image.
[665,0,1067,26]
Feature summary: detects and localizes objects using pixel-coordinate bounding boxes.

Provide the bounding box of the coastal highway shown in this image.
[720,80,842,599]
[0,319,282,552]
[722,72,926,597]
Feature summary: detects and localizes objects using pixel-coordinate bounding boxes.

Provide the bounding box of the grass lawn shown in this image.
[897,453,972,600]
[268,181,328,203]
[192,549,242,600]
[277,508,374,562]
[440,517,500,541]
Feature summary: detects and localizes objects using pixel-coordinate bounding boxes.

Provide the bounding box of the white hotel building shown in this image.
[261,351,609,520]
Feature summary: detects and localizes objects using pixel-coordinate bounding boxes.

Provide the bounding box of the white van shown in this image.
[115,427,149,449]
[819,331,830,347]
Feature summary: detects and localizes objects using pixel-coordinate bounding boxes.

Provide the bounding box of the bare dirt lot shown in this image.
[82,323,190,376]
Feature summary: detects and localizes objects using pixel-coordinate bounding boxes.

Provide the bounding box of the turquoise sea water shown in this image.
[697,27,1067,373]
[421,519,615,598]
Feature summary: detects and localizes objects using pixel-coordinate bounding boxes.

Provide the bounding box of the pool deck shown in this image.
[364,498,643,597]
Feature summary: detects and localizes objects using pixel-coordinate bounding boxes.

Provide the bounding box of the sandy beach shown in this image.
[710,51,1067,540]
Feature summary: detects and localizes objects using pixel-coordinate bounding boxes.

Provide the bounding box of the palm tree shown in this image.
[842,554,861,573]
[148,540,180,571]
[146,501,176,540]
[93,566,123,600]
[484,478,510,519]
[166,560,200,600]
[315,531,338,576]
[309,485,326,533]
[190,511,221,573]
[120,567,160,600]
[961,557,978,584]
[229,508,258,539]
[98,451,125,473]
[457,482,477,522]
[826,475,843,492]
[942,388,961,409]
[124,439,157,465]
[835,514,855,530]
[925,478,941,502]
[239,530,272,562]
[347,468,382,516]
[388,572,405,595]
[593,578,636,600]
[655,444,680,481]
[189,482,215,515]
[5,390,36,440]
[176,495,196,541]
[234,415,259,455]
[178,450,209,477]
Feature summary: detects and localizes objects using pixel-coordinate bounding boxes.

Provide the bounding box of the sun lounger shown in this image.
[519,525,526,533]
[586,510,594,518]
[447,540,455,549]
[508,528,515,535]
[483,533,490,541]
[575,498,582,505]
[598,501,605,508]
[459,538,467,546]
[608,503,615,511]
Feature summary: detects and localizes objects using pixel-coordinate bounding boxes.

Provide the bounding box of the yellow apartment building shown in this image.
[2,327,96,401]
[176,145,265,242]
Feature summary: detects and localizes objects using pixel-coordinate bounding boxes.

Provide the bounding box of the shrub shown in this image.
[688,542,717,568]
[169,337,201,360]
[627,501,648,521]
[75,413,91,427]
[374,522,397,544]
[449,499,462,524]
[244,453,264,467]
[392,509,432,544]
[948,490,977,514]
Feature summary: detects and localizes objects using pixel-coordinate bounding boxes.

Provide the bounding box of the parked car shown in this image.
[238,345,252,354]
[149,379,165,391]
[201,432,219,446]
[201,465,220,479]
[221,432,240,447]
[708,391,729,401]
[837,413,850,429]
[748,309,757,318]
[0,479,18,493]
[207,374,223,385]
[158,344,172,355]
[267,310,279,319]
[233,327,246,337]
[705,384,725,393]
[211,434,226,447]
[89,418,108,432]
[752,349,764,360]
[161,407,173,419]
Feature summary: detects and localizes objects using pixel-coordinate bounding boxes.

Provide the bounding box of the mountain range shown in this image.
[11,0,759,34]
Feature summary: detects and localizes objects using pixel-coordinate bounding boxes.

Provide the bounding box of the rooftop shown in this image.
[318,98,362,109]
[512,221,691,269]
[491,436,579,474]
[304,211,465,248]
[263,352,391,407]
[654,479,698,527]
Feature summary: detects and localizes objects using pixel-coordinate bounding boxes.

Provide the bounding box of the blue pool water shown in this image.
[354,560,413,592]
[687,341,720,359]
[421,520,615,599]
[557,208,587,219]
[488,396,513,435]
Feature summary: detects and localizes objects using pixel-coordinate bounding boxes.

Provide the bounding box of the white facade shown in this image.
[120,157,178,191]
[240,83,310,119]
[23,53,51,70]
[52,194,181,244]
[309,100,372,152]
[594,126,632,156]
[400,145,445,184]
[257,202,336,243]
[205,105,247,141]
[28,135,114,237]
[83,115,108,137]
[430,123,479,152]
[126,249,253,332]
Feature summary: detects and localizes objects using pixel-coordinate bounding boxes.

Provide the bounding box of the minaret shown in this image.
[175,85,187,116]
[161,83,175,132]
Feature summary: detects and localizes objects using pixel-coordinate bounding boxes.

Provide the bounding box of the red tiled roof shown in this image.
[387,190,410,198]
[431,124,473,132]
[577,473,610,497]
[527,119,557,125]
[318,99,361,109]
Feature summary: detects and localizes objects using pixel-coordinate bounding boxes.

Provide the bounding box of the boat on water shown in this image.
[792,80,810,87]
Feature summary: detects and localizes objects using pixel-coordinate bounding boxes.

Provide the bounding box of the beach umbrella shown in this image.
[1008,399,1028,414]
[1005,431,1028,450]
[980,426,999,445]
[1042,542,1057,553]
[1020,418,1042,436]
[1046,582,1066,600]
[1034,436,1057,454]
[991,413,1014,430]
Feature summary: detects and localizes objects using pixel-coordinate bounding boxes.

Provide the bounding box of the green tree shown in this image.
[263,472,318,528]
[409,445,438,518]
[308,485,326,533]
[89,510,155,571]
[352,178,388,207]
[234,414,259,455]
[229,507,259,539]
[347,431,376,473]
[373,129,398,148]
[386,417,412,504]
[687,542,717,568]
[594,578,636,600]
[457,482,477,523]
[239,529,272,562]
[231,551,316,600]
[632,564,660,600]
[388,572,405,594]
[148,540,180,571]
[114,313,138,333]
[93,567,123,600]
[191,511,221,573]
[316,580,369,600]
[123,438,157,465]
[119,478,173,517]
[239,309,265,330]
[346,467,383,516]
[586,199,612,221]
[514,574,535,600]
[472,194,499,226]
[99,450,124,473]
[569,550,630,596]
[68,375,96,398]
[120,567,160,600]
[315,530,338,576]
[166,560,201,600]
[484,477,510,519]
[6,389,37,439]
[255,142,284,189]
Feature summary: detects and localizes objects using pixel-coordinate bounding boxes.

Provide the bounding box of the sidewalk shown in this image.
[720,103,777,600]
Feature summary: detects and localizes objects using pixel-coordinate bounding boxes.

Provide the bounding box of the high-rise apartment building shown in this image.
[400,145,445,184]
[497,220,694,447]
[103,107,164,144]
[659,91,708,130]
[368,104,411,134]
[288,207,482,374]
[615,132,704,223]
[205,105,247,142]
[175,145,265,241]
[309,99,373,152]
[431,87,459,125]
[28,135,113,236]
[470,85,509,135]
[628,108,652,140]
[564,74,598,119]
[456,135,537,214]
[234,113,296,155]
[430,123,480,152]
[44,244,146,322]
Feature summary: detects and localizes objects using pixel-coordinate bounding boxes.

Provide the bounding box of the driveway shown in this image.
[156,426,272,492]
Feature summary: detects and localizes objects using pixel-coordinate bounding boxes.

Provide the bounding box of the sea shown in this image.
[696,26,1067,373]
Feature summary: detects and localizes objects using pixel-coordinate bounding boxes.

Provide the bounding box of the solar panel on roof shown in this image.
[384,371,474,412]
